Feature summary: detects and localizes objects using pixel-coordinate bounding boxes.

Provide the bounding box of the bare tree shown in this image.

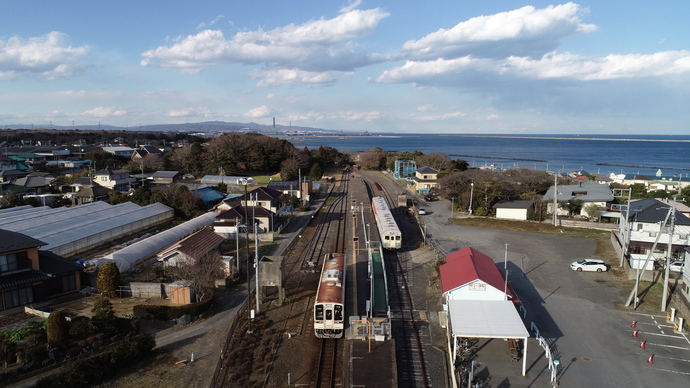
[415,152,455,171]
[166,249,224,303]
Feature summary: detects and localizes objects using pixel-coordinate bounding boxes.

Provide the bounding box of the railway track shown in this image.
[364,177,431,388]
[315,339,338,388]
[215,170,351,388]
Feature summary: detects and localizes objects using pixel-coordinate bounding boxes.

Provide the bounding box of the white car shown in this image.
[669,261,684,273]
[418,208,427,215]
[570,259,608,272]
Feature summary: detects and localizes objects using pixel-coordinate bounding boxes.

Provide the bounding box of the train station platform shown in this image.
[345,338,398,388]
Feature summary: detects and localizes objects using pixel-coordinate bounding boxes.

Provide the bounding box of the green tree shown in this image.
[309,163,323,180]
[584,204,605,221]
[46,310,70,348]
[559,199,585,217]
[130,184,153,205]
[97,263,121,298]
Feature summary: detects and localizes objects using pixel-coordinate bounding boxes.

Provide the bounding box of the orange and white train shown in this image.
[313,253,346,338]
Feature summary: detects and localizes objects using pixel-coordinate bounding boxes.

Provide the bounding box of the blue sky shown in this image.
[1,1,689,134]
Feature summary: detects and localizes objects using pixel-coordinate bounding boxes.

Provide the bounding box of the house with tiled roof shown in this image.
[440,247,519,307]
[241,187,283,213]
[542,182,614,218]
[0,229,82,311]
[93,168,134,191]
[410,166,439,194]
[156,228,226,268]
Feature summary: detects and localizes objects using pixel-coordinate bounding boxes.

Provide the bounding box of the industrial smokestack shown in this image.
[273,117,275,129]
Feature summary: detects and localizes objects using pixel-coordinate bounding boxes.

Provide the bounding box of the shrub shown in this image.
[68,316,93,340]
[47,311,70,348]
[34,333,156,388]
[97,263,120,297]
[91,299,117,335]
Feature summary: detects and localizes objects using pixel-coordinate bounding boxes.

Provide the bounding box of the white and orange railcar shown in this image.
[314,253,347,338]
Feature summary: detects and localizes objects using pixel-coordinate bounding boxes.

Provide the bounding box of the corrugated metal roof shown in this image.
[448,300,529,339]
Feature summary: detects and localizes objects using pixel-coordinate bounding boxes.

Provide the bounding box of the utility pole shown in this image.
[254,194,261,313]
[613,188,632,267]
[552,174,558,226]
[661,199,677,311]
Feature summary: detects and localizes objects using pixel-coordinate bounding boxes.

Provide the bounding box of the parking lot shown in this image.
[419,197,690,387]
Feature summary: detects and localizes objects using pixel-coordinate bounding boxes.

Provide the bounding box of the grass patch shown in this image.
[453,217,608,237]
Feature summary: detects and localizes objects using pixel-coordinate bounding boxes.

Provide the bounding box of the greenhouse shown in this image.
[0,201,174,258]
[103,211,220,272]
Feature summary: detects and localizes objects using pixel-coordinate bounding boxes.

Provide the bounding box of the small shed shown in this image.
[170,281,194,304]
[492,200,534,221]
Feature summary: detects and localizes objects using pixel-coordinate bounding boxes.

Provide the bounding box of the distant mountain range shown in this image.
[2,121,349,134]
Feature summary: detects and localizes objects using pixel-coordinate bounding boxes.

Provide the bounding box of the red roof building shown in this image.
[440,247,519,306]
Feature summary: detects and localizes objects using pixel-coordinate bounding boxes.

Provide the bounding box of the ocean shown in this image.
[291,134,690,180]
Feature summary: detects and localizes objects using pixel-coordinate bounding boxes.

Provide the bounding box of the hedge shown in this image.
[132,292,215,321]
[34,333,155,388]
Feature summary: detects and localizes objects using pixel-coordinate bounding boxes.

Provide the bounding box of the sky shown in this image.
[1,0,689,134]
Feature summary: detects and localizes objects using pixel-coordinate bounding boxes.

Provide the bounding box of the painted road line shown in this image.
[645,367,690,376]
[642,332,687,339]
[647,342,690,351]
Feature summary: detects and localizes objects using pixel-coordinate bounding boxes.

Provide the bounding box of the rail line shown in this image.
[363,177,431,388]
[315,339,338,388]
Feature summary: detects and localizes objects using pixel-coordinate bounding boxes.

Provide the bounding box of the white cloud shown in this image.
[377,50,690,86]
[401,3,596,60]
[0,32,89,80]
[81,107,127,118]
[166,107,212,118]
[504,50,690,80]
[288,110,383,122]
[140,6,389,82]
[416,104,436,111]
[252,68,353,87]
[414,111,467,121]
[243,105,272,118]
[197,14,225,30]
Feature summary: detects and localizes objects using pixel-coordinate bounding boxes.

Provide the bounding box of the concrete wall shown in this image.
[130,282,171,299]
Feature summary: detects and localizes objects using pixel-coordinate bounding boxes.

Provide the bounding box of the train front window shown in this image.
[315,305,324,320]
[326,309,333,320]
[396,236,401,240]
[334,305,343,321]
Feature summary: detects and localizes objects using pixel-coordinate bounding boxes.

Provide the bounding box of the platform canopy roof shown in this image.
[447,299,529,339]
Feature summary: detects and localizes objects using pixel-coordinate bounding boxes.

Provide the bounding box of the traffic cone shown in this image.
[632,329,639,337]
[647,354,654,364]
[640,340,646,349]
[631,320,637,328]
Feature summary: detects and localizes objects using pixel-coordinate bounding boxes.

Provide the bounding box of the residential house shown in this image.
[266,180,314,203]
[93,168,134,191]
[131,145,164,166]
[151,171,182,185]
[439,247,519,307]
[410,166,439,194]
[542,182,614,218]
[492,200,535,221]
[156,228,226,268]
[102,146,135,158]
[0,155,29,183]
[214,207,245,237]
[0,229,82,311]
[217,187,284,234]
[621,198,690,262]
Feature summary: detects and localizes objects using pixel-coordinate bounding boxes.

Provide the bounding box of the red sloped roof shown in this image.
[440,247,519,304]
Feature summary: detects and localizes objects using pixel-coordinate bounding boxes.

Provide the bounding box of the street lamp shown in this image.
[469,182,474,215]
